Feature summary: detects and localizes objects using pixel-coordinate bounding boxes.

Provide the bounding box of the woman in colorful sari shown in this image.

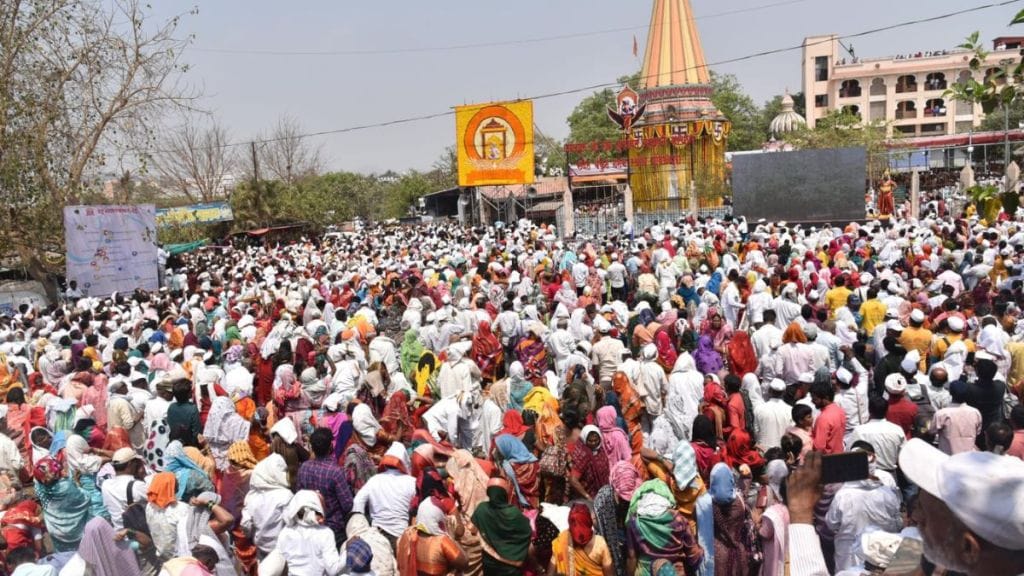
[700,311,734,356]
[507,362,532,413]
[665,442,714,576]
[571,426,610,500]
[652,328,678,374]
[609,373,643,455]
[550,503,615,576]
[631,308,662,352]
[701,378,728,440]
[203,396,251,472]
[493,434,540,510]
[516,324,549,386]
[625,479,703,576]
[397,498,469,576]
[64,434,110,520]
[726,331,758,377]
[709,463,755,576]
[723,429,766,477]
[223,441,258,576]
[33,456,93,552]
[471,321,504,384]
[164,441,214,499]
[690,415,724,484]
[596,405,632,469]
[594,461,640,576]
[379,390,413,443]
[693,335,724,376]
[445,449,489,576]
[471,478,534,576]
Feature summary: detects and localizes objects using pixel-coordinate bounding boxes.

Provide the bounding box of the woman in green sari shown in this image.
[33,456,94,552]
[625,479,703,576]
[470,478,534,576]
[399,328,424,381]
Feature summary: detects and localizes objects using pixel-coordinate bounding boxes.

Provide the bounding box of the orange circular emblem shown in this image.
[463,105,527,162]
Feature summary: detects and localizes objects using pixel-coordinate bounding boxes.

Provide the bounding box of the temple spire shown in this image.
[639,0,710,89]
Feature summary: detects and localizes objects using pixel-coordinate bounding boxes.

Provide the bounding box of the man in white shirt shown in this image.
[606,254,628,302]
[847,396,906,473]
[590,319,625,387]
[352,459,417,543]
[751,310,783,359]
[754,379,794,451]
[100,447,149,530]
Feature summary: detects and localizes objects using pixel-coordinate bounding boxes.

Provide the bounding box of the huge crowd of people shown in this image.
[0,209,1023,576]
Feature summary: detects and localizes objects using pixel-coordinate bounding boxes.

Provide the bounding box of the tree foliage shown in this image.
[709,72,763,151]
[0,0,196,287]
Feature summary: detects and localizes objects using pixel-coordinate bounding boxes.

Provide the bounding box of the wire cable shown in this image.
[150,0,1022,154]
[188,0,809,57]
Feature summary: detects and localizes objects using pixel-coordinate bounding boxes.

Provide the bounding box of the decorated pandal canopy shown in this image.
[629,0,730,209]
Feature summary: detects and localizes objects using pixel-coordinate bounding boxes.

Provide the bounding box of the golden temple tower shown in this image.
[630,0,730,210]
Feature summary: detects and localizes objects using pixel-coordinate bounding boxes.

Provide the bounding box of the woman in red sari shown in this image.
[724,429,766,474]
[379,390,413,443]
[515,325,549,386]
[727,331,759,377]
[701,377,728,441]
[471,321,504,384]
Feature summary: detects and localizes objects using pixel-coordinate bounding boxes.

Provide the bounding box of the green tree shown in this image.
[979,95,1024,132]
[709,72,763,151]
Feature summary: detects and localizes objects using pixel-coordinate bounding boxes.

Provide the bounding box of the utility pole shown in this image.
[250,141,263,227]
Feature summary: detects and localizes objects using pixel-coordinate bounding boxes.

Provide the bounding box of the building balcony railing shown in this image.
[923,108,947,118]
[895,85,918,94]
[924,81,948,91]
[895,110,917,119]
[838,88,862,98]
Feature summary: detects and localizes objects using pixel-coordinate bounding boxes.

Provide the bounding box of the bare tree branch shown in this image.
[150,115,235,203]
[256,114,324,184]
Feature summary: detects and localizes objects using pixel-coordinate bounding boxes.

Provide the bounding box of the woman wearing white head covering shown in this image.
[203,396,251,471]
[669,352,704,420]
[271,490,344,576]
[241,454,293,557]
[351,403,381,448]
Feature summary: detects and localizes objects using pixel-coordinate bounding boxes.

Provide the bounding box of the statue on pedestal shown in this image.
[877,172,895,218]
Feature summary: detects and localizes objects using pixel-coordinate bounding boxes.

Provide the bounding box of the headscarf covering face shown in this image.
[416,498,449,536]
[64,434,103,475]
[569,502,594,547]
[285,489,325,527]
[147,472,177,508]
[765,459,789,502]
[352,403,381,447]
[33,456,63,486]
[709,462,737,505]
[250,453,290,491]
[609,460,641,501]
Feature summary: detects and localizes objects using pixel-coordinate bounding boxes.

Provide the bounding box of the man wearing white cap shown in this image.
[899,438,1024,574]
[754,378,793,451]
[590,318,624,388]
[899,309,932,372]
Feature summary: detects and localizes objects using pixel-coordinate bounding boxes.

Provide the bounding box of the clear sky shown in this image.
[154,0,1019,175]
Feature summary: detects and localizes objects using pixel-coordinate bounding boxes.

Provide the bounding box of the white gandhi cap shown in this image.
[899,438,1024,551]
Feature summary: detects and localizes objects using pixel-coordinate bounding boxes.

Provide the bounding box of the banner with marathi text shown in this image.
[64,205,158,296]
[156,201,234,228]
[456,101,534,187]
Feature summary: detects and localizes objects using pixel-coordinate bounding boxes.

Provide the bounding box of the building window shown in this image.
[895,101,917,119]
[924,99,946,117]
[842,105,861,119]
[870,78,886,96]
[839,80,862,98]
[955,121,974,134]
[896,75,917,93]
[815,94,829,108]
[870,101,887,121]
[921,123,946,135]
[896,125,917,136]
[985,67,1006,85]
[815,56,829,82]
[925,72,947,91]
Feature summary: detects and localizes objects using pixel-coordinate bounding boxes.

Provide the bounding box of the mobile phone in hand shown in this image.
[820,452,870,485]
